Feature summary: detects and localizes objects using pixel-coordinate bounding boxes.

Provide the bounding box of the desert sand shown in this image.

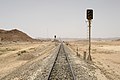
[1,37,120,80]
[67,40,120,80]
[0,41,56,79]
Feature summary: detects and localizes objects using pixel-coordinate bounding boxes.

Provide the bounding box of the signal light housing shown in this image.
[87,9,93,20]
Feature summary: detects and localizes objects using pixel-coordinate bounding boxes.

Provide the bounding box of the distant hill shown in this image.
[0,29,33,42]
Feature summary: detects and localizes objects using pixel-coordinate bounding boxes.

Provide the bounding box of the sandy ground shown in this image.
[0,41,55,79]
[1,40,120,80]
[67,40,120,80]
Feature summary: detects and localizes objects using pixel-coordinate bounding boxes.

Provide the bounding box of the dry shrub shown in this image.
[16,50,27,56]
[18,53,35,60]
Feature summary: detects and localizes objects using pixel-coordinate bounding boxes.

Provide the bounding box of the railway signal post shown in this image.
[86,9,93,61]
[54,35,56,41]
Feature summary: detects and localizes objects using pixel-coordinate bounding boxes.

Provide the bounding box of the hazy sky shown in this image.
[0,0,120,38]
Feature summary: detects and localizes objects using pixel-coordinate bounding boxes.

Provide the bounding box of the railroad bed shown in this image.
[48,43,75,80]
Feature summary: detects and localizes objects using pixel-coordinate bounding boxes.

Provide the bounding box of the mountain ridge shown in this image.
[0,29,33,42]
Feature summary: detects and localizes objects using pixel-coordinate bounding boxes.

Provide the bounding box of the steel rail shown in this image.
[47,43,75,80]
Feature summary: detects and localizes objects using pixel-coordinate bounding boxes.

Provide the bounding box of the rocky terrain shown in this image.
[0,29,33,42]
[0,29,120,80]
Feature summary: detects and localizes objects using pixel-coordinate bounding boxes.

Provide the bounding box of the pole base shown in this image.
[87,54,92,61]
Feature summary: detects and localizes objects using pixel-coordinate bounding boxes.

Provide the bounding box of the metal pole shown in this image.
[87,20,92,61]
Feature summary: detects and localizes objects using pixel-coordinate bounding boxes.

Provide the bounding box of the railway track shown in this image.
[47,43,75,80]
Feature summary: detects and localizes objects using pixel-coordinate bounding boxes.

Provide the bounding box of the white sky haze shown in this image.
[0,0,120,38]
